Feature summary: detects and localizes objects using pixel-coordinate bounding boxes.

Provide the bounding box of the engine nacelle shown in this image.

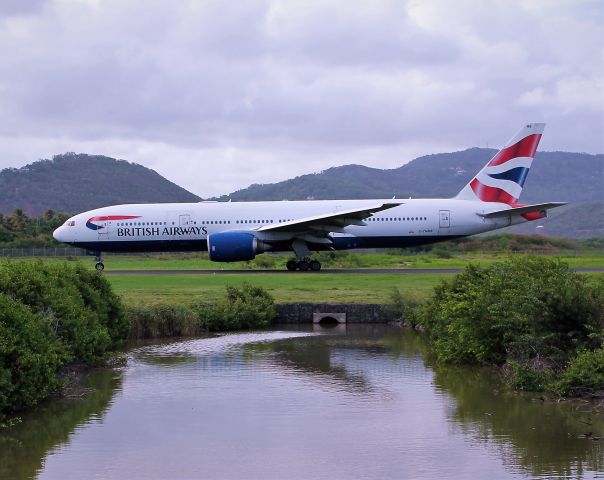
[207,231,268,262]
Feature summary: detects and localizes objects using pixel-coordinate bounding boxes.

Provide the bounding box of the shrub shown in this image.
[127,283,278,338]
[248,255,277,269]
[418,257,602,365]
[0,260,129,364]
[387,288,420,326]
[127,304,202,339]
[0,260,130,419]
[553,347,604,397]
[0,294,63,416]
[504,360,557,392]
[199,283,277,331]
[431,246,453,259]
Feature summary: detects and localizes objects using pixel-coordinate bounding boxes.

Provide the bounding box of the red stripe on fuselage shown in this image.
[488,134,542,166]
[470,178,517,204]
[88,215,140,222]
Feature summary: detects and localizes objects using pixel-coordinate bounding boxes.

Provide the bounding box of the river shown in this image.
[1,325,602,479]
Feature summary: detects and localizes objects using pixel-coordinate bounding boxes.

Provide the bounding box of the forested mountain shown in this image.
[0,153,200,215]
[215,149,602,204]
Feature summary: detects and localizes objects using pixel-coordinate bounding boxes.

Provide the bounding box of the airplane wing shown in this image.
[256,202,401,243]
[478,202,567,219]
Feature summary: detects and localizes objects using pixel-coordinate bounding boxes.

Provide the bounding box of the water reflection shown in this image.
[0,368,122,480]
[2,327,602,480]
[433,364,604,479]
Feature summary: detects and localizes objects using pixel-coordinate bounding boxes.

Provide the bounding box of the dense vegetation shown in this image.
[0,260,130,420]
[0,153,200,216]
[413,257,604,397]
[128,283,277,339]
[0,209,69,248]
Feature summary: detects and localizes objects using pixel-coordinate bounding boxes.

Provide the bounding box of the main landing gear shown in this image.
[286,258,321,272]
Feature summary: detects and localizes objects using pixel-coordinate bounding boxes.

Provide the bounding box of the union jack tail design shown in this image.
[456,123,545,204]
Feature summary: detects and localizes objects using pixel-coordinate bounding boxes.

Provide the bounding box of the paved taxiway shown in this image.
[103,267,604,275]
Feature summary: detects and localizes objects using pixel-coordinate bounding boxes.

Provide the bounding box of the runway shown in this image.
[103,267,604,275]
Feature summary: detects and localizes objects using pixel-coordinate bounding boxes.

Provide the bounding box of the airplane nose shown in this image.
[53,226,66,242]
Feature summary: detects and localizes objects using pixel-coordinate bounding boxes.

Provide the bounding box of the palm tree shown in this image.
[43,209,55,221]
[7,208,28,231]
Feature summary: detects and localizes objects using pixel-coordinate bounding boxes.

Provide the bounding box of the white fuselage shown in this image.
[53,198,518,254]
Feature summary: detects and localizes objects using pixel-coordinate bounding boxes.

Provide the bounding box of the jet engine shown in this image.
[207,232,270,262]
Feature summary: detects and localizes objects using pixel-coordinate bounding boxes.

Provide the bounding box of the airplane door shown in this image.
[439,210,450,229]
[179,214,190,228]
[97,219,110,240]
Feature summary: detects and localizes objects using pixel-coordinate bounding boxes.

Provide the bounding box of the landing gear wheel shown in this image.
[310,260,321,271]
[286,260,298,271]
[95,262,105,271]
[298,261,310,271]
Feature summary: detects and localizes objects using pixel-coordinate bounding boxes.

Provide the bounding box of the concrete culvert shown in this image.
[313,312,346,324]
[318,316,339,325]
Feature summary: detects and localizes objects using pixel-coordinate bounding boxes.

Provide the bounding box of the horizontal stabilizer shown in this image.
[478,202,567,219]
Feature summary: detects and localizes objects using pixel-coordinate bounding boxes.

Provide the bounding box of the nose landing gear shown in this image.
[88,251,105,271]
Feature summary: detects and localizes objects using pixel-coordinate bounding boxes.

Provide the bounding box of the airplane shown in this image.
[53,123,565,271]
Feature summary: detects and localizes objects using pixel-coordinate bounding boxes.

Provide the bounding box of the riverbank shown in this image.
[2,256,603,422]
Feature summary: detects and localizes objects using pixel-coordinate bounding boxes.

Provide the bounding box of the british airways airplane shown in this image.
[53,123,565,271]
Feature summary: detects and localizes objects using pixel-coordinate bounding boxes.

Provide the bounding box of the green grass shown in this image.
[5,252,602,306]
[34,251,604,270]
[108,272,446,305]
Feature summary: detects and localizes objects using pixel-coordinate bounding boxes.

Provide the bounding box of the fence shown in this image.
[0,248,170,258]
[0,247,87,257]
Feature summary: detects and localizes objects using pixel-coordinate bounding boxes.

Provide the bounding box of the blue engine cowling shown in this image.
[207,232,267,262]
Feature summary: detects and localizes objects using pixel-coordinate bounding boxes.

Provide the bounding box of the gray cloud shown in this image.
[0,0,602,197]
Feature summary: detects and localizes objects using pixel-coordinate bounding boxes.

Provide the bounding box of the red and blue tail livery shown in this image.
[457,123,544,205]
[86,215,140,230]
[54,123,566,272]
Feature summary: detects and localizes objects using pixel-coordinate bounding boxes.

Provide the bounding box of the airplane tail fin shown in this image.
[455,123,545,204]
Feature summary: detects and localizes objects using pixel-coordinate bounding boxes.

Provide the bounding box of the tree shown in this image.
[43,209,55,221]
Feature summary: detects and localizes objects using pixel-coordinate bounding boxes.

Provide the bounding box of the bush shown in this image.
[431,246,453,259]
[127,283,277,338]
[0,260,129,364]
[0,294,63,415]
[418,257,603,365]
[0,260,130,419]
[200,283,277,331]
[504,360,557,392]
[553,347,604,397]
[127,304,203,339]
[387,288,420,326]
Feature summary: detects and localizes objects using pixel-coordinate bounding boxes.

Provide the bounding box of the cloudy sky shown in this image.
[0,0,602,197]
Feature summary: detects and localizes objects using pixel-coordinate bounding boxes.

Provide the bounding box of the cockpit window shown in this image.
[66,220,76,227]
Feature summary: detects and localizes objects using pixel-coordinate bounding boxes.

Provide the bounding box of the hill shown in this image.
[215,149,602,204]
[0,153,200,215]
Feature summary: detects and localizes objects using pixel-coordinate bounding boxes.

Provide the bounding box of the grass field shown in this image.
[38,251,604,270]
[107,272,447,305]
[5,251,603,306]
